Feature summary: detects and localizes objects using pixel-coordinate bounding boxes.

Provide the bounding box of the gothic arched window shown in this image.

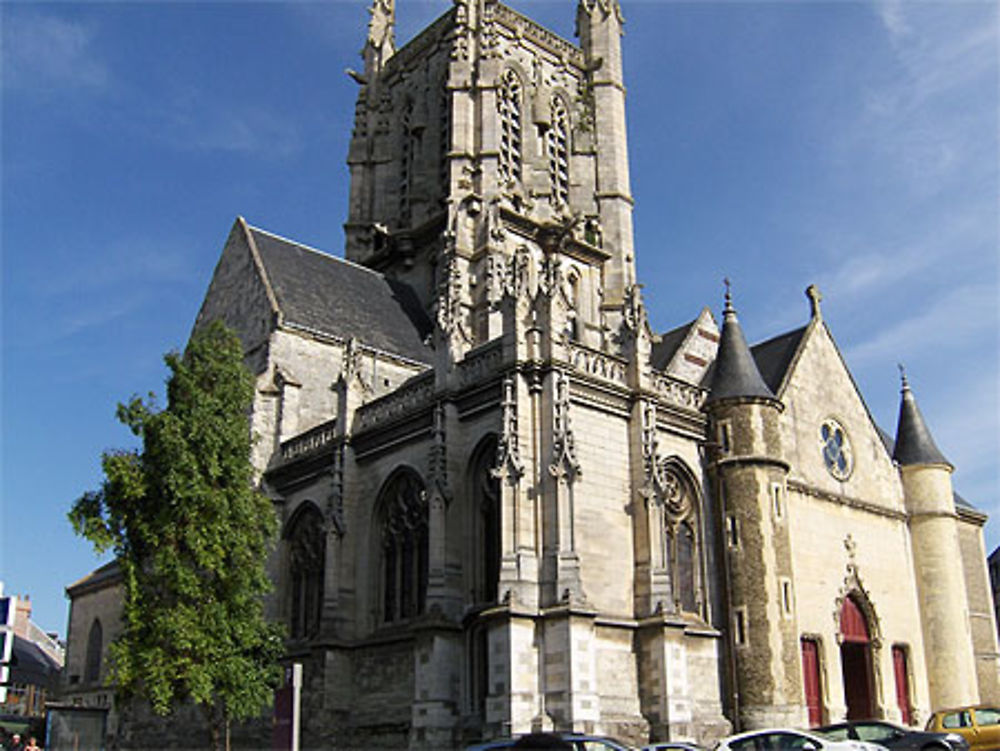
[654,463,704,616]
[379,471,429,623]
[470,437,501,604]
[498,70,523,183]
[84,618,102,684]
[287,504,325,639]
[546,96,569,206]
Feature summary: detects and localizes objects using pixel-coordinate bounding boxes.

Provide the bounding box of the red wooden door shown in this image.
[802,638,823,726]
[893,646,912,726]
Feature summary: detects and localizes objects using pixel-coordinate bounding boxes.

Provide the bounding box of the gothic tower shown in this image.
[895,371,979,709]
[343,0,640,364]
[704,288,803,729]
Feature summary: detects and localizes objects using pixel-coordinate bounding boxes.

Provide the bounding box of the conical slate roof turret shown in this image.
[893,367,951,467]
[706,282,775,405]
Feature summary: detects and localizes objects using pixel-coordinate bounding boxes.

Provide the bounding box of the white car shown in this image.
[715,728,888,751]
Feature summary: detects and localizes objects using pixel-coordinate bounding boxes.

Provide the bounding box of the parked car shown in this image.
[713,728,888,751]
[641,743,705,751]
[815,719,968,751]
[466,731,634,751]
[925,707,1000,751]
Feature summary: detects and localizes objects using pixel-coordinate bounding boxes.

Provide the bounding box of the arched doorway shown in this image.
[840,595,876,719]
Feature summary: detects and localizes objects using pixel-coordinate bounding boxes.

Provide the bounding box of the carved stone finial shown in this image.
[723,277,733,314]
[844,533,857,560]
[898,363,909,391]
[806,284,823,320]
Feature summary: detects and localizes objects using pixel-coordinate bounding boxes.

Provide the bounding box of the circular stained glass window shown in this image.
[820,418,853,480]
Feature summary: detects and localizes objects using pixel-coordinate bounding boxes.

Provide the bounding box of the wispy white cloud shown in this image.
[3,12,110,93]
[862,1,998,195]
[844,280,997,368]
[152,92,303,158]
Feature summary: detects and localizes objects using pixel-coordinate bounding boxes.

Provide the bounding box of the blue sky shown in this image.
[2,0,997,635]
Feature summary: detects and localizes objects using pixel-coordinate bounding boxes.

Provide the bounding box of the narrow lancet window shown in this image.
[547,96,569,206]
[379,471,429,623]
[498,71,523,183]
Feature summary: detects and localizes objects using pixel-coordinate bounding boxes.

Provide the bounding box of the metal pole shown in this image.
[291,662,303,751]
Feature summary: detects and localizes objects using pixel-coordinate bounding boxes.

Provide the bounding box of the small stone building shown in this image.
[66,1,1000,748]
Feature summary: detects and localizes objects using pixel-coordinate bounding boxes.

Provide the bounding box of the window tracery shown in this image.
[379,471,429,622]
[498,70,523,184]
[652,461,703,615]
[287,504,325,639]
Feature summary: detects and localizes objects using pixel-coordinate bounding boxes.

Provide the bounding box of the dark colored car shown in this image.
[815,720,969,751]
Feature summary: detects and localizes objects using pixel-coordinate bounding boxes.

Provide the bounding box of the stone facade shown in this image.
[63,1,999,748]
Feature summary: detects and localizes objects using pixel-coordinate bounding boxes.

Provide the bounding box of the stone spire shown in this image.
[893,366,951,468]
[706,280,774,404]
[363,0,395,77]
[576,0,635,308]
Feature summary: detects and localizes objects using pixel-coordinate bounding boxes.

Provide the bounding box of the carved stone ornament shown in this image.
[484,251,505,308]
[503,246,532,301]
[326,444,346,536]
[578,0,624,23]
[833,537,882,648]
[539,255,562,298]
[435,241,472,348]
[427,401,452,504]
[640,402,692,518]
[622,283,647,333]
[548,370,581,481]
[492,375,525,481]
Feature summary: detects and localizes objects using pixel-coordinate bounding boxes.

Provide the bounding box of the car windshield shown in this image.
[853,723,897,742]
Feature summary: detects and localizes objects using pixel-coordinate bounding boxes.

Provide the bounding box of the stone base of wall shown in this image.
[740,703,806,731]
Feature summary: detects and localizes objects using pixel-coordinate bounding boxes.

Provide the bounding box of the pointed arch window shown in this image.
[379,471,429,623]
[652,462,705,616]
[399,100,421,224]
[470,437,501,604]
[498,70,523,183]
[84,618,102,684]
[546,96,570,206]
[287,504,325,640]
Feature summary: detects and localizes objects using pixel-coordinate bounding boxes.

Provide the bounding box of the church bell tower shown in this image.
[343,0,640,363]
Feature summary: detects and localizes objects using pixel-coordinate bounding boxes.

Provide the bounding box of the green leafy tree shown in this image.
[70,321,284,751]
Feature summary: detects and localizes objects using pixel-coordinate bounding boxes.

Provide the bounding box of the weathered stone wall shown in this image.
[957,514,1000,703]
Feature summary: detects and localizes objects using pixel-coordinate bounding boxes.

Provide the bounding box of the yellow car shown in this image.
[926,707,1000,751]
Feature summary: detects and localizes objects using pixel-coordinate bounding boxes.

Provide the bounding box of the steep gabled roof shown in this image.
[651,320,695,371]
[751,325,808,395]
[245,224,433,363]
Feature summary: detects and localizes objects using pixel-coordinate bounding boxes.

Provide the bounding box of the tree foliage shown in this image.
[70,321,284,744]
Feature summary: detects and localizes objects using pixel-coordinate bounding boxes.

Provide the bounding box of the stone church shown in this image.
[64,0,999,748]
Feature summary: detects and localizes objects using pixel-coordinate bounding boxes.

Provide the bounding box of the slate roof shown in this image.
[66,559,122,597]
[10,635,61,690]
[750,326,807,394]
[650,320,695,371]
[706,301,774,404]
[893,379,951,467]
[247,225,433,363]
